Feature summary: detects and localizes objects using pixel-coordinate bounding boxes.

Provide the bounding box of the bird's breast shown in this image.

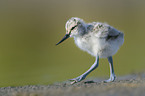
[74,36,99,56]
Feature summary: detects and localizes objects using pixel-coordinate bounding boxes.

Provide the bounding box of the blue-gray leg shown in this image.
[70,56,99,84]
[104,56,116,82]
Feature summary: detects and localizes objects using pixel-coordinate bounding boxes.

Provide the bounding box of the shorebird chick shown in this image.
[56,17,124,84]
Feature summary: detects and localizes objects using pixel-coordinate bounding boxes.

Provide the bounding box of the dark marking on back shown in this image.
[106,34,120,41]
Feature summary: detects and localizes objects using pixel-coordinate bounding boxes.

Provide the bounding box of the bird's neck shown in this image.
[77,24,89,36]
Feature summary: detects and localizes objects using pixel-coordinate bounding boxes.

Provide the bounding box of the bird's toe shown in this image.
[69,75,85,84]
[103,75,116,83]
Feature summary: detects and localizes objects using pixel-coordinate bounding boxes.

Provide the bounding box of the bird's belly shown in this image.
[96,43,120,58]
[95,35,124,58]
[74,34,124,58]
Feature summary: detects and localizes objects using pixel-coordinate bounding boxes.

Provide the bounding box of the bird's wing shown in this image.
[92,22,120,39]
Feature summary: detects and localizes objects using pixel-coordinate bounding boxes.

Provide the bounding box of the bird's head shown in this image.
[56,17,86,45]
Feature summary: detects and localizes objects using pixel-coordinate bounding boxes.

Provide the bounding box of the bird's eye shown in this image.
[71,25,77,31]
[68,25,78,35]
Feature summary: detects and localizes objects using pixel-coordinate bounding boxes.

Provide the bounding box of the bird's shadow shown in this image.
[84,80,96,84]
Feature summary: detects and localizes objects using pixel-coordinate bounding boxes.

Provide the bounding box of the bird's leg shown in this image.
[104,56,116,82]
[70,56,99,84]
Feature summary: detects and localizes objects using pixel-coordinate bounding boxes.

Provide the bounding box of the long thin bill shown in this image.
[56,34,70,45]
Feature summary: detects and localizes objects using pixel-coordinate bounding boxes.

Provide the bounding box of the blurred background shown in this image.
[0,0,145,87]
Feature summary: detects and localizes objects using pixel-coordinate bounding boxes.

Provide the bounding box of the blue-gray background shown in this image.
[0,0,145,87]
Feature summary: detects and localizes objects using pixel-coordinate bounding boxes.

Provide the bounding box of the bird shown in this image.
[56,17,124,84]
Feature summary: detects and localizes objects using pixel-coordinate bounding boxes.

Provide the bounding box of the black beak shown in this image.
[56,34,70,45]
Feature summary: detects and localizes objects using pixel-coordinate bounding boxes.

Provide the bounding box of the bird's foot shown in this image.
[103,75,116,83]
[69,75,86,84]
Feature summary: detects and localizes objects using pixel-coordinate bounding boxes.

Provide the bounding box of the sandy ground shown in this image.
[1,73,145,96]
